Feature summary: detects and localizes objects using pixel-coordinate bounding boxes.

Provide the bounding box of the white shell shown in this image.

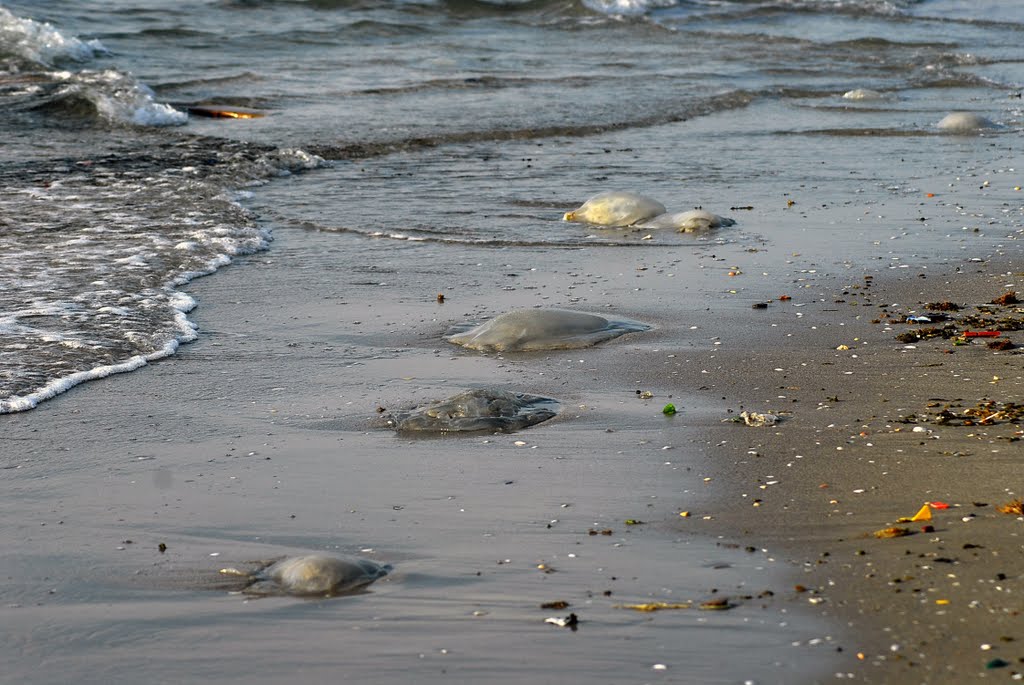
[563,191,666,227]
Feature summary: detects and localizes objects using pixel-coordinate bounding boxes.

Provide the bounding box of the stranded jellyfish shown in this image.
[390,388,559,433]
[636,209,735,232]
[562,191,666,227]
[446,308,650,352]
[219,554,391,597]
[936,112,997,133]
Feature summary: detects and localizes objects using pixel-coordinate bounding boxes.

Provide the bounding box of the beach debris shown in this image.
[911,503,932,521]
[388,389,559,433]
[544,613,579,629]
[991,291,1019,306]
[187,105,265,119]
[158,543,167,553]
[897,504,932,523]
[624,519,645,525]
[739,411,779,427]
[996,499,1024,516]
[928,501,950,509]
[445,308,650,352]
[912,400,1023,427]
[987,339,1015,350]
[698,597,735,611]
[963,330,1001,338]
[873,527,912,539]
[752,302,769,309]
[219,554,391,597]
[540,600,571,610]
[662,403,677,415]
[436,293,445,303]
[926,301,961,311]
[986,658,1010,670]
[588,528,614,536]
[616,601,692,612]
[562,191,665,227]
[894,326,957,343]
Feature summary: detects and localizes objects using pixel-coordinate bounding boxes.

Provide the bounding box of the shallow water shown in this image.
[1,0,1022,682]
[3,4,1021,409]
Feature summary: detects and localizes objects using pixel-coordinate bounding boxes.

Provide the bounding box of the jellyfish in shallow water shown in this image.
[390,388,559,433]
[841,88,885,101]
[636,209,736,232]
[445,308,650,352]
[219,554,391,597]
[562,191,666,227]
[936,112,998,132]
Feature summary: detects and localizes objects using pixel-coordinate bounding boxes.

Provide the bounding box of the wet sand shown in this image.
[2,155,1022,684]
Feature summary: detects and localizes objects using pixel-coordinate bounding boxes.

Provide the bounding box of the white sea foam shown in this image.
[83,70,188,127]
[0,6,108,65]
[0,135,313,414]
[0,284,204,413]
[0,354,150,413]
[581,0,678,16]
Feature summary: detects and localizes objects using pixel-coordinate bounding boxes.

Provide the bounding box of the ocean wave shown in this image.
[580,0,678,17]
[0,6,107,68]
[0,138,325,414]
[0,7,186,128]
[15,68,187,127]
[307,88,756,159]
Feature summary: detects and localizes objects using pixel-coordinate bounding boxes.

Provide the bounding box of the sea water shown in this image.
[1,0,1021,412]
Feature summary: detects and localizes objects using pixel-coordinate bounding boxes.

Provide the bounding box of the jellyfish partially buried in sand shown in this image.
[219,554,391,597]
[446,308,651,353]
[390,388,559,434]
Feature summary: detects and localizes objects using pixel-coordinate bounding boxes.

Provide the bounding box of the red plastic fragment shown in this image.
[928,501,950,509]
[963,331,1000,338]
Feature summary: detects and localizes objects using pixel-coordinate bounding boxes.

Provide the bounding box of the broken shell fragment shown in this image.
[740,411,779,427]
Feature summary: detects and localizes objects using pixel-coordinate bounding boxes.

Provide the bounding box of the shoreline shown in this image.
[679,252,1024,682]
[2,155,1021,683]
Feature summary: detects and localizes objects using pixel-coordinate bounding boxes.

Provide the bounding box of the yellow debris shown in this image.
[910,504,932,522]
[616,602,692,612]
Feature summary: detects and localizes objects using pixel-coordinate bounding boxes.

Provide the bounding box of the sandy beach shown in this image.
[3,147,1021,685]
[3,1,1023,683]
